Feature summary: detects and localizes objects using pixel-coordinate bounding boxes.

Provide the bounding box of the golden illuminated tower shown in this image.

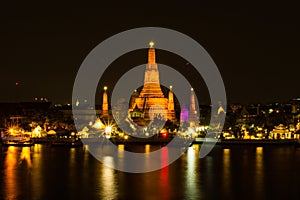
[102,86,108,117]
[167,86,176,121]
[130,42,176,123]
[139,41,165,98]
[168,86,174,110]
[189,88,199,127]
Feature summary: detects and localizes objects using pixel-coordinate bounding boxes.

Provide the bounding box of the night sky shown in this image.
[1,1,299,104]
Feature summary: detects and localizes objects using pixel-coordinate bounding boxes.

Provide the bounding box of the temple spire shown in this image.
[168,86,174,111]
[129,41,177,124]
[190,88,196,112]
[140,41,163,97]
[189,88,199,127]
[148,41,156,64]
[102,86,108,117]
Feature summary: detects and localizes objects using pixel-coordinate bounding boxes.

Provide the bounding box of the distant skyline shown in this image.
[1,1,299,104]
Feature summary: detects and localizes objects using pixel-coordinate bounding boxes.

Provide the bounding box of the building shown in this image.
[129,42,176,125]
[270,124,292,139]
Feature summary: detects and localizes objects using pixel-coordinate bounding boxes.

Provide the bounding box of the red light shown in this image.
[15,82,19,86]
[162,132,168,138]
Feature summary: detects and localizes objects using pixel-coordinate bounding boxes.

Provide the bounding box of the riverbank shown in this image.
[2,137,299,147]
[194,138,299,146]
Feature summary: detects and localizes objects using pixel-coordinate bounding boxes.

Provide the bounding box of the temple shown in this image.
[129,42,176,125]
[99,42,200,128]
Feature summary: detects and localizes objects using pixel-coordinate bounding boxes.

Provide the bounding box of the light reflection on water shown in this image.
[0,144,299,199]
[160,147,170,200]
[254,147,265,199]
[31,145,42,199]
[4,146,19,200]
[20,147,32,168]
[145,144,150,153]
[222,148,231,199]
[186,145,200,199]
[101,156,117,200]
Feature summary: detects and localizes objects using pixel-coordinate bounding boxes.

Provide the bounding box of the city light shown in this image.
[105,126,112,133]
[1,6,299,199]
[149,41,154,48]
[93,118,104,129]
[32,126,42,138]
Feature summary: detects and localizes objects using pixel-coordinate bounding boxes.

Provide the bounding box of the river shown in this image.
[0,144,299,200]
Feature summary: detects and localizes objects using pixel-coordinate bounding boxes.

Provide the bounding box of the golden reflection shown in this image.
[4,146,19,199]
[84,144,89,151]
[145,144,150,153]
[20,147,32,168]
[69,148,76,167]
[117,144,125,169]
[69,148,76,179]
[83,145,89,166]
[186,145,199,198]
[192,144,199,152]
[118,144,124,151]
[31,144,42,198]
[256,147,263,154]
[142,144,151,170]
[101,156,117,199]
[254,147,264,198]
[222,148,231,195]
[33,143,42,153]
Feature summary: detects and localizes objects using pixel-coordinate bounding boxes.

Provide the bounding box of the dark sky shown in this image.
[1,1,299,104]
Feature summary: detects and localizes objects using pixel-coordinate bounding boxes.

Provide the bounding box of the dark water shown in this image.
[0,144,299,200]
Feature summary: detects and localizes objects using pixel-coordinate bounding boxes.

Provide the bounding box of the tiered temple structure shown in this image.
[129,42,176,125]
